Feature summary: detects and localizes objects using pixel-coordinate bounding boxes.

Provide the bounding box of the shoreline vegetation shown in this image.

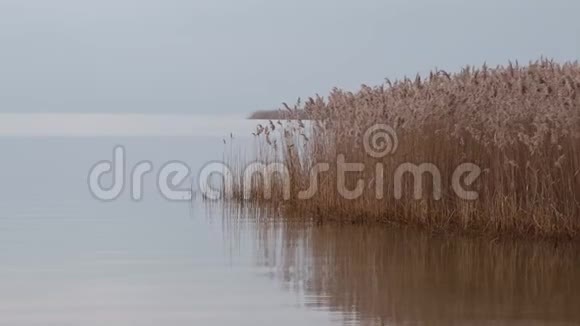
[233,59,580,240]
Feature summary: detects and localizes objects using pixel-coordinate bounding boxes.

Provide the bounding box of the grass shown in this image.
[227,59,580,240]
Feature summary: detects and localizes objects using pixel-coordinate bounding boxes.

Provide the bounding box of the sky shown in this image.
[0,0,578,114]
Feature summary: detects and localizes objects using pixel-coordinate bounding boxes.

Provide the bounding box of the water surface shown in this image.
[0,115,578,325]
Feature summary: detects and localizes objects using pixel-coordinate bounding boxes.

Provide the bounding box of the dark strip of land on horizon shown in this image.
[248,109,308,120]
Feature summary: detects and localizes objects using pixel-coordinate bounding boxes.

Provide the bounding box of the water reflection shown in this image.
[223,205,580,326]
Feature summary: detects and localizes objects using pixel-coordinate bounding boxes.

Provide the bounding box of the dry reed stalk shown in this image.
[229,59,580,239]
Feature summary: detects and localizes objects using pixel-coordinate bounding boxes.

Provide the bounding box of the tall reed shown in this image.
[232,59,580,239]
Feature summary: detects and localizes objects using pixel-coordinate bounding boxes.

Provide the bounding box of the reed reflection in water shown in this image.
[221,205,580,326]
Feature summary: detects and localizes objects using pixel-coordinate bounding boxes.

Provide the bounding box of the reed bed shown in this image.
[230,59,580,239]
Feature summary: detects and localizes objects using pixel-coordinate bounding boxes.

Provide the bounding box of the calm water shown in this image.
[0,116,579,325]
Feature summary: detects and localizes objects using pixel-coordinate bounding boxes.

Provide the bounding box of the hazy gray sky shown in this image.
[0,0,578,114]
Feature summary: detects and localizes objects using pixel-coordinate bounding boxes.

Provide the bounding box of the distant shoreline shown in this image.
[248,109,308,120]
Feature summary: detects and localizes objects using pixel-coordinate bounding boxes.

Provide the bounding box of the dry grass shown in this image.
[231,59,580,239]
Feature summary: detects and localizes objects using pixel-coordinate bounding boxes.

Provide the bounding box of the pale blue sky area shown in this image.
[0,0,578,114]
